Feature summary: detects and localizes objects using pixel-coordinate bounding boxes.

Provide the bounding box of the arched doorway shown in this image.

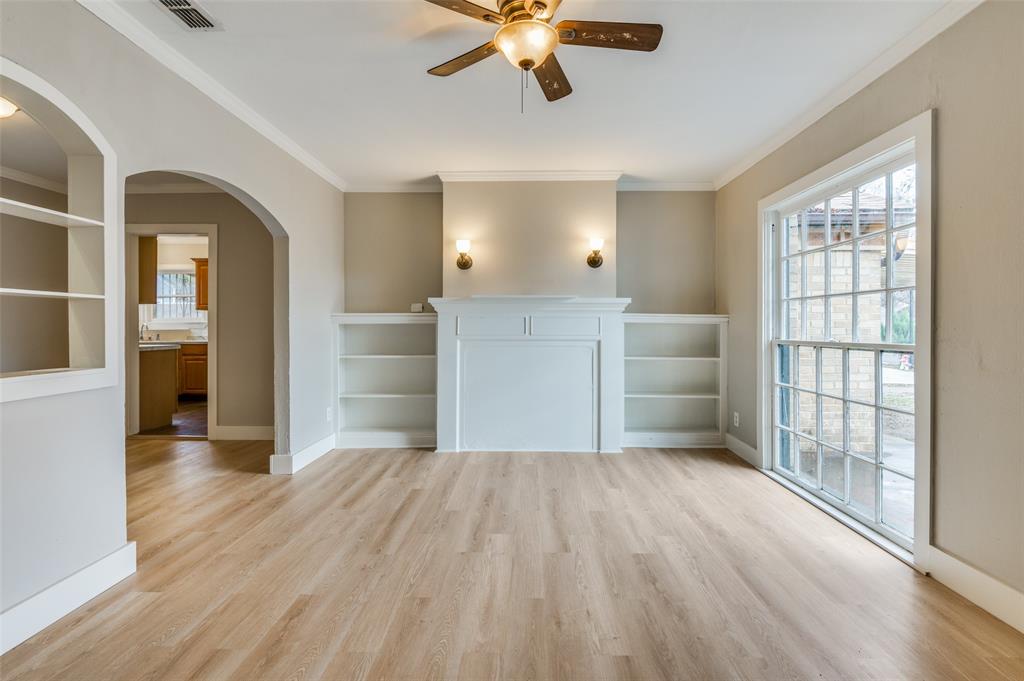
[123,170,288,456]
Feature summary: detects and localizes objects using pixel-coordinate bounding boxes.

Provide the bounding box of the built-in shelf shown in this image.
[626,392,720,399]
[339,393,435,399]
[0,288,104,300]
[623,314,728,447]
[0,197,103,229]
[333,313,438,448]
[340,354,436,360]
[625,356,719,362]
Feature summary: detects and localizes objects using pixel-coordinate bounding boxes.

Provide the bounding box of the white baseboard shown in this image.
[726,433,761,467]
[622,430,723,449]
[336,429,435,449]
[209,425,274,441]
[1,542,136,654]
[269,432,336,475]
[925,546,1024,634]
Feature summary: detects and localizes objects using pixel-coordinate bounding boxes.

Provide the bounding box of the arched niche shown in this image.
[1,58,118,402]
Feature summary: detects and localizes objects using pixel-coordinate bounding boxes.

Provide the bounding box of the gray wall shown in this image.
[126,192,275,427]
[344,193,442,312]
[618,191,716,313]
[1,0,344,611]
[715,1,1023,590]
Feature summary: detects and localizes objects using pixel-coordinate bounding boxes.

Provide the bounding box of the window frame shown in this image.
[755,111,933,566]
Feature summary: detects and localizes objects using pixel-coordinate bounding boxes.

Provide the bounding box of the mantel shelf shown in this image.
[0,288,104,300]
[0,197,103,228]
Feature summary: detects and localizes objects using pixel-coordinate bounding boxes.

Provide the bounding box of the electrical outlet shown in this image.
[733,411,740,428]
[326,407,333,423]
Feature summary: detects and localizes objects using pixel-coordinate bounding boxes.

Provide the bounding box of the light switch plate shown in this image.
[410,303,424,313]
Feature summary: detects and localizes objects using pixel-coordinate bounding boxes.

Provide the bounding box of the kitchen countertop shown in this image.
[140,339,207,346]
[139,343,181,352]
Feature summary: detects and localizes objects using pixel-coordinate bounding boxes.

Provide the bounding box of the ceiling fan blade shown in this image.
[556,20,663,51]
[533,54,572,102]
[526,0,562,21]
[423,0,504,25]
[428,41,499,76]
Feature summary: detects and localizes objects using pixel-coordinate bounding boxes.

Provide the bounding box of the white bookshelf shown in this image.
[333,313,438,448]
[623,314,728,448]
[0,72,114,400]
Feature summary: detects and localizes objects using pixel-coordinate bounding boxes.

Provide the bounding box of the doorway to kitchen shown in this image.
[126,225,216,439]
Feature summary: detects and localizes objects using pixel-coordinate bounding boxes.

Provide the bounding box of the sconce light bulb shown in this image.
[456,239,472,254]
[589,237,604,252]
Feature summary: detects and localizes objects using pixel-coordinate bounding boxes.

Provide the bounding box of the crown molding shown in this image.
[712,0,983,190]
[345,181,443,194]
[438,171,623,183]
[618,180,715,192]
[125,182,224,194]
[76,0,346,192]
[0,166,67,194]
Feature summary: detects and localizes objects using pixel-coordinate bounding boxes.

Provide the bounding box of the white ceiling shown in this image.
[109,1,949,189]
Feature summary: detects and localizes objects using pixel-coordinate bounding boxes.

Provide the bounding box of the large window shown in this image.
[771,155,918,549]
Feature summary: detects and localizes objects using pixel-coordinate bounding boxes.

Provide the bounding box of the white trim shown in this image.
[713,0,980,189]
[925,548,1024,634]
[0,542,136,654]
[617,180,715,192]
[623,430,722,449]
[208,425,274,441]
[125,183,223,195]
[0,166,67,194]
[269,432,336,475]
[75,0,346,192]
[755,110,933,555]
[126,224,218,438]
[336,429,436,449]
[725,433,760,468]
[344,182,443,194]
[438,171,622,183]
[331,312,438,325]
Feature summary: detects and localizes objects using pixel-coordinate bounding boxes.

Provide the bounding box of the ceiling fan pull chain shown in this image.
[521,68,525,114]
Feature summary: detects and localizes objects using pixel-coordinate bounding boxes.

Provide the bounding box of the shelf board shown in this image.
[337,427,436,436]
[625,356,720,362]
[339,393,436,399]
[340,354,436,360]
[624,427,720,435]
[0,197,103,228]
[0,288,104,300]
[626,392,720,399]
[0,366,76,379]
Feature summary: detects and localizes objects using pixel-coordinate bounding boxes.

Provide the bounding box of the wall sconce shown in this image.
[586,238,604,268]
[456,239,473,270]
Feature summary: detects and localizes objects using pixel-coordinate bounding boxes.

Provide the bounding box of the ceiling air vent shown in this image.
[155,0,218,31]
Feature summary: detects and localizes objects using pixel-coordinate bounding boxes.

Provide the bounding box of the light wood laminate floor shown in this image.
[3,440,1022,680]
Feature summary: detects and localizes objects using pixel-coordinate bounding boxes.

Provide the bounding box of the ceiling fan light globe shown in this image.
[494,19,558,71]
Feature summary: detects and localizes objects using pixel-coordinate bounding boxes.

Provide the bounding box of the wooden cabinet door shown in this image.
[182,356,208,394]
[192,258,209,310]
[139,236,158,305]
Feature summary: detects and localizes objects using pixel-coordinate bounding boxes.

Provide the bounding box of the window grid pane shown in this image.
[772,163,917,546]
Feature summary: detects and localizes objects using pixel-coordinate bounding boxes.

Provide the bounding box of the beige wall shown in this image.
[617,191,716,313]
[0,177,67,212]
[157,238,208,269]
[344,193,442,312]
[715,2,1024,590]
[126,192,274,427]
[442,181,617,298]
[0,180,70,373]
[343,189,718,314]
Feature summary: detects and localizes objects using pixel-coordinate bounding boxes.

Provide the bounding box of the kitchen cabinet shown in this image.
[178,343,208,396]
[139,236,157,305]
[192,257,208,310]
[140,346,178,431]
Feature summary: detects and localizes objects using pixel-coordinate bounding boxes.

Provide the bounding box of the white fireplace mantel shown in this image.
[428,296,631,453]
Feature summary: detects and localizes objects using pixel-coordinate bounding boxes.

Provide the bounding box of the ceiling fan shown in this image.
[424,0,663,102]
